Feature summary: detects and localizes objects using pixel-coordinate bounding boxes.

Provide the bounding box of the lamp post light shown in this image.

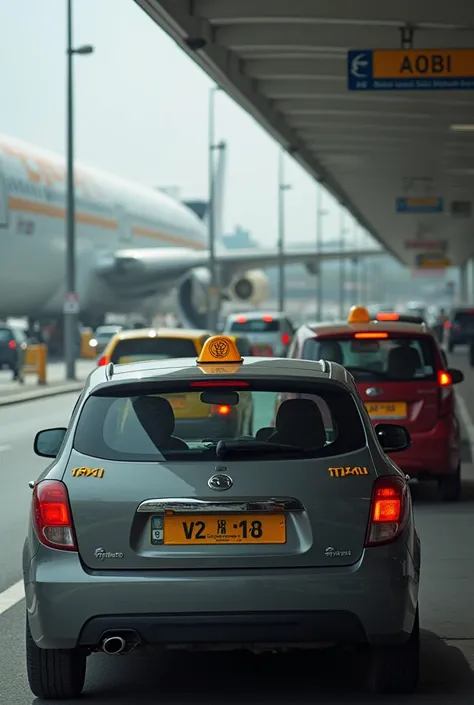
[64,0,93,380]
[277,148,292,313]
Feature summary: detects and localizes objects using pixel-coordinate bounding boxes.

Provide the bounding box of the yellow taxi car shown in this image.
[99,327,254,439]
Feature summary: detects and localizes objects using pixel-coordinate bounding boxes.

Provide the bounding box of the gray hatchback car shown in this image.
[24,335,421,699]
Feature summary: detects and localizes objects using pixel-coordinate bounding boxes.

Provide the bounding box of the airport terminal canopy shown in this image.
[135,0,474,270]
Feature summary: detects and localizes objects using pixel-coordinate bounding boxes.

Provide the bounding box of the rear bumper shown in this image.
[24,540,419,651]
[389,418,459,476]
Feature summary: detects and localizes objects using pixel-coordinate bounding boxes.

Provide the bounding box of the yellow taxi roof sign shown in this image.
[348,306,371,324]
[197,335,243,365]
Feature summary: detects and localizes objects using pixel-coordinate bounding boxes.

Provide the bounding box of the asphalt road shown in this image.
[1,357,474,703]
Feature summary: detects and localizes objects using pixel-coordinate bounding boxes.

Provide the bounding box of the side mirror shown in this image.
[448,368,464,385]
[375,423,411,453]
[34,428,67,458]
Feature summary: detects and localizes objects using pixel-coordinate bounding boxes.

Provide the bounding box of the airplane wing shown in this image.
[96,245,383,287]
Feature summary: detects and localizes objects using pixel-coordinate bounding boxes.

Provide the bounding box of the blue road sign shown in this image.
[396,197,444,214]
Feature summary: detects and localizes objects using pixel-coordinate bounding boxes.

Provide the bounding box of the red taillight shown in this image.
[190,381,249,387]
[236,315,247,323]
[8,340,16,349]
[32,480,77,551]
[281,333,291,345]
[98,355,109,366]
[376,313,399,321]
[354,332,388,339]
[438,369,453,417]
[444,321,452,329]
[365,476,409,547]
[211,404,232,416]
[262,315,273,322]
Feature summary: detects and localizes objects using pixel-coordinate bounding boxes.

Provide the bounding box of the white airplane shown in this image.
[0,135,380,332]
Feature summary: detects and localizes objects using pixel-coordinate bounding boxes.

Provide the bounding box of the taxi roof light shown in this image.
[197,335,243,365]
[347,306,371,324]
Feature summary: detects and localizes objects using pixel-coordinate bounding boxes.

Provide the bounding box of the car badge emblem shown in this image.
[94,547,124,561]
[208,473,233,491]
[366,387,383,397]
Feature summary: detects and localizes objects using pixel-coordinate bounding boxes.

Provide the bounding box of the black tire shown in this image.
[438,465,461,502]
[367,608,419,694]
[26,616,87,699]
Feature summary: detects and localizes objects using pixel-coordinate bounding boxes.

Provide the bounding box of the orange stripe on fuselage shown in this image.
[131,225,206,250]
[8,197,206,249]
[9,197,117,230]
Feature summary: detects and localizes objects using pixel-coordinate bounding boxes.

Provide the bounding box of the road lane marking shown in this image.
[456,392,474,458]
[0,580,24,616]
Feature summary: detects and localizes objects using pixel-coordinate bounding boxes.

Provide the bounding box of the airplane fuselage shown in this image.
[0,136,207,319]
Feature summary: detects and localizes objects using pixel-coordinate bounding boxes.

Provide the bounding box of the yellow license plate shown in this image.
[365,402,407,419]
[156,513,286,545]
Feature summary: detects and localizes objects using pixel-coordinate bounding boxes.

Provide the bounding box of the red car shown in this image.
[288,306,464,501]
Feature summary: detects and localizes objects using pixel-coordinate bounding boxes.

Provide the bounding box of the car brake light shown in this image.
[236,315,247,323]
[32,480,77,551]
[365,476,409,547]
[444,321,452,329]
[281,332,290,345]
[190,381,249,387]
[262,315,273,322]
[354,332,388,339]
[8,340,16,349]
[438,369,453,417]
[438,370,452,386]
[98,355,109,366]
[211,404,232,416]
[376,313,399,321]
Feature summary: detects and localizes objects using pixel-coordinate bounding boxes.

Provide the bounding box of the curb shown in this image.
[0,382,84,407]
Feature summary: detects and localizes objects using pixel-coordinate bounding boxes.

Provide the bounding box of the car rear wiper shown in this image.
[214,440,306,458]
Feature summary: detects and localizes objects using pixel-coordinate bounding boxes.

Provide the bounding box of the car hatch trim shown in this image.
[136,497,304,514]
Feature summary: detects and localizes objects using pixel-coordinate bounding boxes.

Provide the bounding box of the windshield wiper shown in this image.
[213,441,306,458]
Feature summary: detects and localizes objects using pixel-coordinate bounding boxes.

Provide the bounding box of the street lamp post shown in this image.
[207,85,223,331]
[338,208,346,319]
[315,182,328,322]
[64,0,93,380]
[277,148,291,313]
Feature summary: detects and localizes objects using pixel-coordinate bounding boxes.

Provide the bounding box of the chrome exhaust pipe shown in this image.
[101,635,126,654]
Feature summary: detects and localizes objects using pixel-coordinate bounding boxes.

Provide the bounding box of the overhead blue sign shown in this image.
[347,49,474,91]
[396,197,444,214]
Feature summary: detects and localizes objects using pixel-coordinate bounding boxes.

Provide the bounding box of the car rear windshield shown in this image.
[0,328,12,342]
[110,337,197,364]
[230,318,280,333]
[453,311,474,325]
[73,381,366,462]
[302,335,437,382]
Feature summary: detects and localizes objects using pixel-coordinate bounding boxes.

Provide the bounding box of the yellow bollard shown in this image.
[23,344,47,385]
[80,331,96,359]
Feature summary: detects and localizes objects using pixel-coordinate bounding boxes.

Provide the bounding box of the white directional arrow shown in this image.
[350,53,369,78]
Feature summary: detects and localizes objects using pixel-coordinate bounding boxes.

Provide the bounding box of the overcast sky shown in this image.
[1,0,375,249]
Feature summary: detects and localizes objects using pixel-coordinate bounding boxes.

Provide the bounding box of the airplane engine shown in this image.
[177,268,269,329]
[227,269,269,306]
[177,267,214,329]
